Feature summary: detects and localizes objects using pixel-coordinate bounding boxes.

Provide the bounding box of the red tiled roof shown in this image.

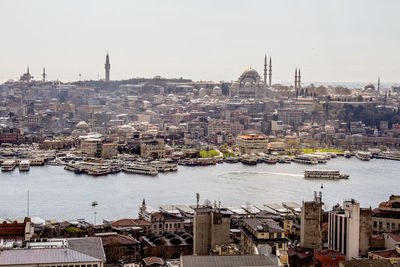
[372,235,384,240]
[98,233,139,246]
[111,219,136,227]
[288,247,313,259]
[143,256,164,265]
[317,249,345,257]
[133,218,151,226]
[111,218,151,227]
[371,249,400,258]
[388,233,400,242]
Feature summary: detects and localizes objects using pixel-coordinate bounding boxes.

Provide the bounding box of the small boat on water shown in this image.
[224,157,239,163]
[1,160,16,172]
[292,155,318,165]
[123,164,158,176]
[87,167,110,176]
[240,158,257,166]
[278,156,292,164]
[92,201,98,206]
[356,151,371,161]
[19,160,30,172]
[264,158,277,164]
[304,170,349,180]
[344,151,351,158]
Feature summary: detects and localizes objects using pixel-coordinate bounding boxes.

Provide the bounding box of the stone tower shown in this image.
[139,198,147,219]
[105,53,110,82]
[300,191,324,249]
[193,206,230,255]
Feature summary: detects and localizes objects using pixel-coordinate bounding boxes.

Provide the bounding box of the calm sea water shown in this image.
[0,157,398,223]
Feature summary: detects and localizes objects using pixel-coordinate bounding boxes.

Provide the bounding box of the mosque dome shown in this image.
[118,124,135,131]
[76,121,89,129]
[244,82,251,87]
[199,88,207,98]
[213,86,222,96]
[364,83,375,91]
[239,68,261,82]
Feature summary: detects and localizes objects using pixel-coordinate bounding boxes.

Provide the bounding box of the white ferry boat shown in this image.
[1,160,16,172]
[356,151,371,161]
[292,155,318,164]
[123,165,158,176]
[150,162,178,172]
[19,160,30,171]
[304,170,349,180]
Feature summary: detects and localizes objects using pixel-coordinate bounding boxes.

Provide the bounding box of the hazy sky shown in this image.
[0,0,399,83]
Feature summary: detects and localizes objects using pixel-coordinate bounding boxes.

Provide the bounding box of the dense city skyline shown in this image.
[1,0,399,83]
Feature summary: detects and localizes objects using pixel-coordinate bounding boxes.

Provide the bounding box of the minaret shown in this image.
[294,68,298,92]
[378,77,380,92]
[268,57,272,87]
[105,52,110,82]
[298,68,301,92]
[139,198,147,219]
[42,67,46,82]
[263,54,267,86]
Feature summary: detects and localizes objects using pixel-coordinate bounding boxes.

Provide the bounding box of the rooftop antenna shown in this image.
[196,193,200,208]
[27,190,30,217]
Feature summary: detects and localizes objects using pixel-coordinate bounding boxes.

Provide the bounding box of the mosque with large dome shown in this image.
[229,56,273,99]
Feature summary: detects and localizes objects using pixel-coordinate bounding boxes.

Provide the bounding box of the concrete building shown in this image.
[277,108,304,126]
[328,200,372,259]
[372,195,400,234]
[101,143,118,159]
[81,138,102,157]
[208,120,231,136]
[300,192,323,249]
[314,249,346,267]
[240,218,289,266]
[193,207,231,255]
[140,139,165,158]
[150,212,185,235]
[236,133,268,154]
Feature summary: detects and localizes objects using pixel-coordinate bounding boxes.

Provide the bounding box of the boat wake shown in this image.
[222,171,303,177]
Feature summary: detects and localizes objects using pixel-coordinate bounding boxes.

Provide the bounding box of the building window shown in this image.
[392,223,395,229]
[373,221,377,228]
[387,222,390,229]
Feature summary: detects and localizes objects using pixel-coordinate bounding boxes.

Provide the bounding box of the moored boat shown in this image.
[240,157,257,165]
[1,160,16,172]
[356,151,371,161]
[123,164,158,176]
[292,155,318,165]
[19,160,30,171]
